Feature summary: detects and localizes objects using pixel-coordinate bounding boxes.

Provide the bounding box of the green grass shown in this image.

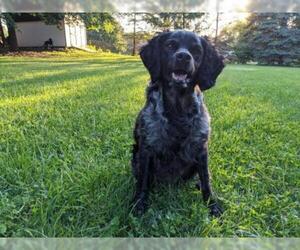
[0,51,299,237]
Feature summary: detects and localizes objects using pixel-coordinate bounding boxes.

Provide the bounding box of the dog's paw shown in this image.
[132,194,148,216]
[195,181,201,190]
[209,202,223,217]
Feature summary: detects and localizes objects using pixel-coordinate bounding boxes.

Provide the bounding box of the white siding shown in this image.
[64,21,87,48]
[64,23,71,47]
[16,21,66,47]
[80,25,87,47]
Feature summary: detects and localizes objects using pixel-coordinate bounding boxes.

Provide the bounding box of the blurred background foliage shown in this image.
[0,12,299,65]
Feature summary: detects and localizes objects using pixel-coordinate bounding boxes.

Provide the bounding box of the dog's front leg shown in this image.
[197,146,223,217]
[132,145,152,215]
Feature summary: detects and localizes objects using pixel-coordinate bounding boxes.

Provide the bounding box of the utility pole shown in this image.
[214,12,219,45]
[132,13,136,56]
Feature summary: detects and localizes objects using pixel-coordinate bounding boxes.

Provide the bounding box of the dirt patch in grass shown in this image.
[1,50,66,58]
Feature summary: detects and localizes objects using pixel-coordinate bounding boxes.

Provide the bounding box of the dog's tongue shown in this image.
[172,72,187,82]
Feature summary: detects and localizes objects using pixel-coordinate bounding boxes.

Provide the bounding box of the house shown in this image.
[14,14,87,48]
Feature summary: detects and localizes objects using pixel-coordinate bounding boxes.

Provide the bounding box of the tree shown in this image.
[250,14,294,65]
[218,19,251,63]
[0,15,6,47]
[143,13,205,32]
[193,13,212,35]
[86,14,126,53]
[243,13,300,65]
[3,14,19,50]
[74,13,126,53]
[118,13,140,56]
[222,13,300,65]
[123,31,153,55]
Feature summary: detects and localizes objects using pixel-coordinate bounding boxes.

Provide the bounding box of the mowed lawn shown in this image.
[0,52,299,237]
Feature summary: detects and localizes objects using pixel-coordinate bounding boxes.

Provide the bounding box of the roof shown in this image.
[13,14,44,22]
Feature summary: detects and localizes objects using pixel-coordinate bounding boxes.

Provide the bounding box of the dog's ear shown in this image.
[196,37,225,91]
[140,33,166,83]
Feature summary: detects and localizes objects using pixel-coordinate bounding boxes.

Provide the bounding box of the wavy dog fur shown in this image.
[132,30,224,216]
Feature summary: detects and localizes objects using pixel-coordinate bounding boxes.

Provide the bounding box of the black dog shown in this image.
[132,30,224,216]
[43,38,53,50]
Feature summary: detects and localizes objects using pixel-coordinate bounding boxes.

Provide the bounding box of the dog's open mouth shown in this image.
[171,70,191,86]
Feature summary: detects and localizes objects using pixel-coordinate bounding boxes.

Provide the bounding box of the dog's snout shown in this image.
[176,51,191,63]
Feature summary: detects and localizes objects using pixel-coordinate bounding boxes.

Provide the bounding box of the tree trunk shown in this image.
[132,13,136,56]
[214,12,219,45]
[7,24,18,51]
[0,18,6,47]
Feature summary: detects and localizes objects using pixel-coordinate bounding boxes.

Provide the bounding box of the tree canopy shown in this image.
[143,13,205,31]
[221,13,300,65]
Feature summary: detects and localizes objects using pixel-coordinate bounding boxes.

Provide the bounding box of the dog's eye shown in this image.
[190,45,201,53]
[166,40,178,50]
[190,45,202,60]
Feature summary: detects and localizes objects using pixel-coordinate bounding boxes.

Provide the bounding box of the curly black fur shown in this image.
[132,30,224,216]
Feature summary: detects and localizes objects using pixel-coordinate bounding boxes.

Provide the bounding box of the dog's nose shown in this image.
[176,51,191,63]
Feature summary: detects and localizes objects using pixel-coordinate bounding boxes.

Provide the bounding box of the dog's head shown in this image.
[140,30,224,91]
